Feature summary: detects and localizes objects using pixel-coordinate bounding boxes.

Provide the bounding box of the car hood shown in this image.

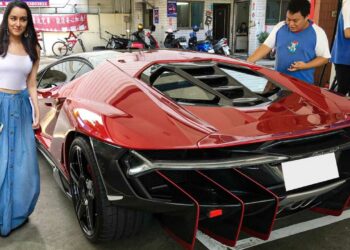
[65,62,350,150]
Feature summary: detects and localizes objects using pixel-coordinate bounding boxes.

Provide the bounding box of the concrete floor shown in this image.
[0,154,206,250]
[250,219,350,250]
[1,153,349,250]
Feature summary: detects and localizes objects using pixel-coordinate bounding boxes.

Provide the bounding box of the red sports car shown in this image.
[36,50,350,249]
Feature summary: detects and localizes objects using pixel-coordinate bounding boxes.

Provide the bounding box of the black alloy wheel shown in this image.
[69,141,97,237]
[68,137,149,242]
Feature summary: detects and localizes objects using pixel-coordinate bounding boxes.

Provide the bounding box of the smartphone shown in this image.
[0,122,3,133]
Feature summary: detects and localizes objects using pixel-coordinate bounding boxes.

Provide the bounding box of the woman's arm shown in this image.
[27,46,41,129]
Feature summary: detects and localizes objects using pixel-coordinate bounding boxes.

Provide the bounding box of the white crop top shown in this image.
[0,52,33,90]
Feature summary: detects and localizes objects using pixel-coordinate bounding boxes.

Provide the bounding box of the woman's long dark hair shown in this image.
[0,0,40,63]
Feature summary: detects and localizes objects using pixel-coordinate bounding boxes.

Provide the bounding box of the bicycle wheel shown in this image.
[52,41,68,56]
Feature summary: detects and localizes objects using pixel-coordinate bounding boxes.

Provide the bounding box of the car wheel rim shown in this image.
[70,146,96,236]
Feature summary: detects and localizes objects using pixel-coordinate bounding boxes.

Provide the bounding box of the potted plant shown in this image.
[257,31,275,60]
[257,31,269,44]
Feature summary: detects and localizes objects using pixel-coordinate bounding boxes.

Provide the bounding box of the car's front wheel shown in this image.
[69,137,148,242]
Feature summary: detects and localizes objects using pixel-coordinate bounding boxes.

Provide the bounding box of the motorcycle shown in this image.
[105,30,130,49]
[188,25,215,53]
[164,29,187,49]
[130,24,159,49]
[93,30,130,51]
[205,29,231,56]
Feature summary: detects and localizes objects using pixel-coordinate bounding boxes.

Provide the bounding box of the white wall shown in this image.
[248,0,267,55]
[41,13,130,56]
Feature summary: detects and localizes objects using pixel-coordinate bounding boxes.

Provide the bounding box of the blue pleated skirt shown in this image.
[0,89,40,236]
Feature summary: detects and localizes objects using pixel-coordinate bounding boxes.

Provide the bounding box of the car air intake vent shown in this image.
[195,74,245,99]
[194,75,228,87]
[259,129,350,157]
[214,85,244,99]
[151,62,270,107]
[133,146,265,162]
[182,66,215,76]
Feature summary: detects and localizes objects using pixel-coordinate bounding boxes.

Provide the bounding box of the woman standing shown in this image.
[0,0,41,236]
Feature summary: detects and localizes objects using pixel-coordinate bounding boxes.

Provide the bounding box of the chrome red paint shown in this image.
[35,56,348,157]
[35,50,350,249]
[36,49,350,174]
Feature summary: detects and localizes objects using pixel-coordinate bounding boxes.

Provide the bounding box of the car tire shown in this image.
[69,137,148,242]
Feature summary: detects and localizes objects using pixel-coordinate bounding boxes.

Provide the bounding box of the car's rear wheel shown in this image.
[69,137,148,242]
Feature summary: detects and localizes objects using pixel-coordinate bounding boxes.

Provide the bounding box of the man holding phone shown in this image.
[247,0,330,84]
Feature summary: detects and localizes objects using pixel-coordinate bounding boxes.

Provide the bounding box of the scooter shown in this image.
[105,30,130,49]
[188,25,214,53]
[146,25,160,49]
[130,24,159,49]
[205,29,231,56]
[164,29,187,49]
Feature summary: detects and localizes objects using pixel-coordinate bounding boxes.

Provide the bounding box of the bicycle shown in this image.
[52,31,86,57]
[106,30,130,49]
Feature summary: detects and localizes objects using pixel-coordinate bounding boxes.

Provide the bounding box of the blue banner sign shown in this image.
[167,0,177,17]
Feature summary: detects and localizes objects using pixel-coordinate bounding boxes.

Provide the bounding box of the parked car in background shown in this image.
[36,50,350,250]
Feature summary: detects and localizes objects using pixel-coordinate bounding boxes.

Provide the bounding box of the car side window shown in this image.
[38,60,86,89]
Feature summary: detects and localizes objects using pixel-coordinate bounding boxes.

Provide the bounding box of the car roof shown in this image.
[107,49,248,77]
[57,50,248,75]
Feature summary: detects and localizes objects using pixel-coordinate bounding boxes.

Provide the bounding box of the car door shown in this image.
[36,58,93,149]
